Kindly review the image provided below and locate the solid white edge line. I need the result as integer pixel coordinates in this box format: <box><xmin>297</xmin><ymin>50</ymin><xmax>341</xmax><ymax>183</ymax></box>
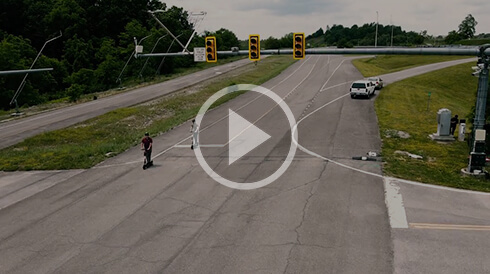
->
<box><xmin>385</xmin><ymin>176</ymin><xmax>490</xmax><ymax>196</ymax></box>
<box><xmin>174</xmin><ymin>144</ymin><xmax>225</xmax><ymax>148</ymax></box>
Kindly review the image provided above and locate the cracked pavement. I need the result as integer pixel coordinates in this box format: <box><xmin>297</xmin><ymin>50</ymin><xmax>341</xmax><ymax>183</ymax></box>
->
<box><xmin>0</xmin><ymin>56</ymin><xmax>481</xmax><ymax>273</ymax></box>
<box><xmin>0</xmin><ymin>56</ymin><xmax>393</xmax><ymax>273</ymax></box>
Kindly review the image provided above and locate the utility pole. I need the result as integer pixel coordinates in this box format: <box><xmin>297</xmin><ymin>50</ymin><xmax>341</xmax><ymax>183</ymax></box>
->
<box><xmin>390</xmin><ymin>14</ymin><xmax>394</xmax><ymax>47</ymax></box>
<box><xmin>467</xmin><ymin>45</ymin><xmax>490</xmax><ymax>173</ymax></box>
<box><xmin>375</xmin><ymin>11</ymin><xmax>379</xmax><ymax>48</ymax></box>
<box><xmin>473</xmin><ymin>47</ymin><xmax>490</xmax><ymax>130</ymax></box>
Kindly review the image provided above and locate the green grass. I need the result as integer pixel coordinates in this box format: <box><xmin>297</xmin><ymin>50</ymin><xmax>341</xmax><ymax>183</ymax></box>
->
<box><xmin>373</xmin><ymin>62</ymin><xmax>490</xmax><ymax>192</ymax></box>
<box><xmin>352</xmin><ymin>55</ymin><xmax>473</xmax><ymax>77</ymax></box>
<box><xmin>119</xmin><ymin>55</ymin><xmax>246</xmax><ymax>89</ymax></box>
<box><xmin>0</xmin><ymin>56</ymin><xmax>296</xmax><ymax>171</ymax></box>
<box><xmin>458</xmin><ymin>39</ymin><xmax>490</xmax><ymax>46</ymax></box>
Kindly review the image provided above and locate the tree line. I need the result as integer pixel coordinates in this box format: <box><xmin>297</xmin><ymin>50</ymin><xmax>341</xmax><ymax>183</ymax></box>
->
<box><xmin>304</xmin><ymin>23</ymin><xmax>425</xmax><ymax>48</ymax></box>
<box><xmin>443</xmin><ymin>14</ymin><xmax>478</xmax><ymax>44</ymax></box>
<box><xmin>0</xmin><ymin>0</ymin><xmax>241</xmax><ymax>110</ymax></box>
<box><xmin>302</xmin><ymin>14</ymin><xmax>484</xmax><ymax>48</ymax></box>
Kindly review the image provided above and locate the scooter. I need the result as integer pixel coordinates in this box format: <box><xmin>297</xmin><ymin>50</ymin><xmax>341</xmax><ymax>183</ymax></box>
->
<box><xmin>142</xmin><ymin>150</ymin><xmax>153</xmax><ymax>170</ymax></box>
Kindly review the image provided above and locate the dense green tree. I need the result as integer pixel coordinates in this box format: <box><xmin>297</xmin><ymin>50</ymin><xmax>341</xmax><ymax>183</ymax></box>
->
<box><xmin>0</xmin><ymin>0</ymin><xmax>198</xmax><ymax>110</ymax></box>
<box><xmin>321</xmin><ymin>23</ymin><xmax>424</xmax><ymax>47</ymax></box>
<box><xmin>263</xmin><ymin>36</ymin><xmax>280</xmax><ymax>50</ymax></box>
<box><xmin>213</xmin><ymin>28</ymin><xmax>239</xmax><ymax>51</ymax></box>
<box><xmin>445</xmin><ymin>30</ymin><xmax>463</xmax><ymax>44</ymax></box>
<box><xmin>44</xmin><ymin>0</ymin><xmax>88</xmax><ymax>39</ymax></box>
<box><xmin>279</xmin><ymin>33</ymin><xmax>294</xmax><ymax>48</ymax></box>
<box><xmin>307</xmin><ymin>28</ymin><xmax>324</xmax><ymax>39</ymax></box>
<box><xmin>63</xmin><ymin>35</ymin><xmax>93</xmax><ymax>72</ymax></box>
<box><xmin>458</xmin><ymin>14</ymin><xmax>477</xmax><ymax>39</ymax></box>
<box><xmin>0</xmin><ymin>35</ymin><xmax>39</xmax><ymax>109</ymax></box>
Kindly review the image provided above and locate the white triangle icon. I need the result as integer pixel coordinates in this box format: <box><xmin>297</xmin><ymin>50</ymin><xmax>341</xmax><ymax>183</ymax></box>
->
<box><xmin>228</xmin><ymin>109</ymin><xmax>271</xmax><ymax>165</ymax></box>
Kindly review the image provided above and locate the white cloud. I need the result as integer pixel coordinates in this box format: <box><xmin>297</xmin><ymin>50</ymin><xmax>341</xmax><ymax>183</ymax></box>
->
<box><xmin>163</xmin><ymin>0</ymin><xmax>490</xmax><ymax>39</ymax></box>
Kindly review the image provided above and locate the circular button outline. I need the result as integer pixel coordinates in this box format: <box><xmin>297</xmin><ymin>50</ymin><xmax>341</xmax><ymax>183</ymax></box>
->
<box><xmin>194</xmin><ymin>84</ymin><xmax>298</xmax><ymax>190</ymax></box>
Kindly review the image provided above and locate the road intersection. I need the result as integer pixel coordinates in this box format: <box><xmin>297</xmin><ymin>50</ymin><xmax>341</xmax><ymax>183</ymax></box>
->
<box><xmin>0</xmin><ymin>56</ymin><xmax>488</xmax><ymax>273</ymax></box>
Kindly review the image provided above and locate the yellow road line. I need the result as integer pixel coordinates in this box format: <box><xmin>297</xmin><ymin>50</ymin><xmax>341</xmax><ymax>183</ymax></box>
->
<box><xmin>410</xmin><ymin>223</ymin><xmax>490</xmax><ymax>231</ymax></box>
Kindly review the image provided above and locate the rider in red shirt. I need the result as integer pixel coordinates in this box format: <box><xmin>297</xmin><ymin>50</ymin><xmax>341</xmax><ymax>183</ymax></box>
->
<box><xmin>141</xmin><ymin>132</ymin><xmax>153</xmax><ymax>164</ymax></box>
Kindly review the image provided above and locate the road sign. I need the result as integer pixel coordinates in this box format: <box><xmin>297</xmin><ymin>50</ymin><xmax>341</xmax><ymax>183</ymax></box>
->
<box><xmin>194</xmin><ymin>47</ymin><xmax>206</xmax><ymax>62</ymax></box>
<box><xmin>135</xmin><ymin>45</ymin><xmax>143</xmax><ymax>54</ymax></box>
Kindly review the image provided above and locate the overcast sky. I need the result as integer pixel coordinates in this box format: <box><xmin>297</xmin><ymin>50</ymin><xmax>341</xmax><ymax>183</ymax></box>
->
<box><xmin>162</xmin><ymin>0</ymin><xmax>490</xmax><ymax>40</ymax></box>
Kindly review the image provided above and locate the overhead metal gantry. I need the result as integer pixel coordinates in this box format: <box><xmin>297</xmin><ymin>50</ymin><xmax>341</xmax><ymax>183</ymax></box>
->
<box><xmin>136</xmin><ymin>47</ymin><xmax>490</xmax><ymax>58</ymax></box>
<box><xmin>0</xmin><ymin>68</ymin><xmax>53</xmax><ymax>76</ymax></box>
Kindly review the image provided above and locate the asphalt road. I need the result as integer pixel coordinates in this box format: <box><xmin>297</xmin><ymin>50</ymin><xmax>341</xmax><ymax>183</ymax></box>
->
<box><xmin>0</xmin><ymin>58</ymin><xmax>252</xmax><ymax>150</ymax></box>
<box><xmin>0</xmin><ymin>56</ymin><xmax>487</xmax><ymax>274</ymax></box>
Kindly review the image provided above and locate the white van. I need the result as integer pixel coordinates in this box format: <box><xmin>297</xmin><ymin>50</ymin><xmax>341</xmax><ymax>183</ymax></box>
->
<box><xmin>350</xmin><ymin>80</ymin><xmax>375</xmax><ymax>98</ymax></box>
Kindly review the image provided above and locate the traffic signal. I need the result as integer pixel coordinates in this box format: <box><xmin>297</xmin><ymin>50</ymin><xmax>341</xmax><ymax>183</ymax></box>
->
<box><xmin>293</xmin><ymin>33</ymin><xmax>305</xmax><ymax>59</ymax></box>
<box><xmin>249</xmin><ymin>34</ymin><xmax>260</xmax><ymax>61</ymax></box>
<box><xmin>205</xmin><ymin>36</ymin><xmax>217</xmax><ymax>63</ymax></box>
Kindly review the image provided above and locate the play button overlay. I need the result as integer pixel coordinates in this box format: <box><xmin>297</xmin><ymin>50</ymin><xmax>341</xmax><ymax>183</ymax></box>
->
<box><xmin>228</xmin><ymin>109</ymin><xmax>271</xmax><ymax>165</ymax></box>
<box><xmin>193</xmin><ymin>84</ymin><xmax>298</xmax><ymax>190</ymax></box>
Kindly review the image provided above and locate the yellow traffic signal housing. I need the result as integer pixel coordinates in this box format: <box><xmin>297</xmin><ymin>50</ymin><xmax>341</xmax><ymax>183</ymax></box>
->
<box><xmin>205</xmin><ymin>36</ymin><xmax>217</xmax><ymax>63</ymax></box>
<box><xmin>293</xmin><ymin>33</ymin><xmax>305</xmax><ymax>59</ymax></box>
<box><xmin>249</xmin><ymin>34</ymin><xmax>260</xmax><ymax>61</ymax></box>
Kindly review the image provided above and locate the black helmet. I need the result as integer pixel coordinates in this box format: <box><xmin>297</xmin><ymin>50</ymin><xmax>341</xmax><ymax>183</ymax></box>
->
<box><xmin>145</xmin><ymin>132</ymin><xmax>149</xmax><ymax>136</ymax></box>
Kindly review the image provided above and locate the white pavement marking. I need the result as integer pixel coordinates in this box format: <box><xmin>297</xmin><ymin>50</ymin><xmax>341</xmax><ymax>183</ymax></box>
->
<box><xmin>174</xmin><ymin>144</ymin><xmax>225</xmax><ymax>148</ymax></box>
<box><xmin>95</xmin><ymin>56</ymin><xmax>319</xmax><ymax>168</ymax></box>
<box><xmin>385</xmin><ymin>176</ymin><xmax>490</xmax><ymax>196</ymax></box>
<box><xmin>384</xmin><ymin>178</ymin><xmax>409</xmax><ymax>229</ymax></box>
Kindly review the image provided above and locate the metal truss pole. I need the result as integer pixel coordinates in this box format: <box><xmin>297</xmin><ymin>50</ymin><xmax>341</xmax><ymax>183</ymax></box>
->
<box><xmin>117</xmin><ymin>35</ymin><xmax>151</xmax><ymax>84</ymax></box>
<box><xmin>139</xmin><ymin>34</ymin><xmax>168</xmax><ymax>79</ymax></box>
<box><xmin>155</xmin><ymin>34</ymin><xmax>182</xmax><ymax>76</ymax></box>
<box><xmin>148</xmin><ymin>11</ymin><xmax>190</xmax><ymax>54</ymax></box>
<box><xmin>473</xmin><ymin>59</ymin><xmax>489</xmax><ymax>130</ymax></box>
<box><xmin>182</xmin><ymin>12</ymin><xmax>207</xmax><ymax>53</ymax></box>
<box><xmin>10</xmin><ymin>31</ymin><xmax>62</xmax><ymax>113</ymax></box>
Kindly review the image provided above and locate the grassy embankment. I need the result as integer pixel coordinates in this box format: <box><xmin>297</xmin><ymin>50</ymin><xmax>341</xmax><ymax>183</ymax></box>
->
<box><xmin>354</xmin><ymin>55</ymin><xmax>489</xmax><ymax>192</ymax></box>
<box><xmin>352</xmin><ymin>55</ymin><xmax>472</xmax><ymax>77</ymax></box>
<box><xmin>0</xmin><ymin>56</ymin><xmax>296</xmax><ymax>171</ymax></box>
<box><xmin>458</xmin><ymin>39</ymin><xmax>490</xmax><ymax>46</ymax></box>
